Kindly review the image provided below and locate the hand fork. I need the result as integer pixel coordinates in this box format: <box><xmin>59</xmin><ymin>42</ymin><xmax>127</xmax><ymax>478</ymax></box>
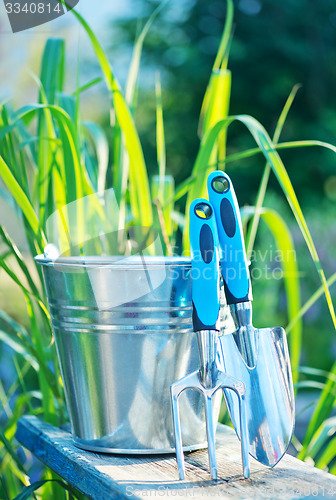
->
<box><xmin>170</xmin><ymin>199</ymin><xmax>250</xmax><ymax>481</ymax></box>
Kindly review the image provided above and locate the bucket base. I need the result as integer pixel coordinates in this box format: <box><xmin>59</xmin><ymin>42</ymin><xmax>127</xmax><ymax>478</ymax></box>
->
<box><xmin>73</xmin><ymin>440</ymin><xmax>208</xmax><ymax>455</ymax></box>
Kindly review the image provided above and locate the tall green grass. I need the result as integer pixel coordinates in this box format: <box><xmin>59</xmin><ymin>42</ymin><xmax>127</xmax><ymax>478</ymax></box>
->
<box><xmin>0</xmin><ymin>1</ymin><xmax>335</xmax><ymax>497</ymax></box>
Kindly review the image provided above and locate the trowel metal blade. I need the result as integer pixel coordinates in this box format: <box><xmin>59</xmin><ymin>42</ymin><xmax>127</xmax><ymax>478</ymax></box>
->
<box><xmin>217</xmin><ymin>326</ymin><xmax>295</xmax><ymax>467</ymax></box>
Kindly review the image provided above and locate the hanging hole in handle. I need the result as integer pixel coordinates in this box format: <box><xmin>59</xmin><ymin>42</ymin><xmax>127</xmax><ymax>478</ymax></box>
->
<box><xmin>211</xmin><ymin>176</ymin><xmax>230</xmax><ymax>194</ymax></box>
<box><xmin>194</xmin><ymin>202</ymin><xmax>213</xmax><ymax>219</ymax></box>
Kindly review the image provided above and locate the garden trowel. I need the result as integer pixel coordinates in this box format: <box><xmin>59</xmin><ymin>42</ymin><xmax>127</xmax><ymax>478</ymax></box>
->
<box><xmin>208</xmin><ymin>171</ymin><xmax>295</xmax><ymax>467</ymax></box>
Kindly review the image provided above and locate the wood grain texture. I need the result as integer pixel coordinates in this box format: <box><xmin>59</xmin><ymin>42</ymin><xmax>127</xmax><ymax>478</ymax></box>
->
<box><xmin>16</xmin><ymin>416</ymin><xmax>336</xmax><ymax>500</ymax></box>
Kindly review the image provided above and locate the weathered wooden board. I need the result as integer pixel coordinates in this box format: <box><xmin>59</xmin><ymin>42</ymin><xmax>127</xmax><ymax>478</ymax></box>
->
<box><xmin>16</xmin><ymin>416</ymin><xmax>336</xmax><ymax>500</ymax></box>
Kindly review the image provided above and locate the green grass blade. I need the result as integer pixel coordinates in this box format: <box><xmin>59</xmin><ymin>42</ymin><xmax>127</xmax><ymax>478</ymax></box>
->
<box><xmin>213</xmin><ymin>0</ymin><xmax>234</xmax><ymax>71</ymax></box>
<box><xmin>0</xmin><ymin>474</ymin><xmax>10</xmax><ymax>500</ymax></box>
<box><xmin>286</xmin><ymin>272</ymin><xmax>336</xmax><ymax>334</ymax></box>
<box><xmin>314</xmin><ymin>436</ymin><xmax>336</xmax><ymax>470</ymax></box>
<box><xmin>0</xmin><ymin>104</ymin><xmax>33</xmax><ymax>201</ymax></box>
<box><xmin>198</xmin><ymin>0</ymin><xmax>233</xmax><ymax>136</ymax></box>
<box><xmin>155</xmin><ymin>73</ymin><xmax>166</xmax><ymax>182</ymax></box>
<box><xmin>0</xmin><ymin>329</ymin><xmax>38</xmax><ymax>371</ymax></box>
<box><xmin>16</xmin><ymin>136</ymin><xmax>60</xmax><ymax>152</ymax></box>
<box><xmin>13</xmin><ymin>480</ymin><xmax>76</xmax><ymax>500</ymax></box>
<box><xmin>25</xmin><ymin>296</ymin><xmax>56</xmax><ymax>425</ymax></box>
<box><xmin>172</xmin><ymin>141</ymin><xmax>336</xmax><ymax>203</ymax></box>
<box><xmin>201</xmin><ymin>70</ymin><xmax>232</xmax><ymax>144</ymax></box>
<box><xmin>125</xmin><ymin>0</ymin><xmax>168</xmax><ymax>107</ymax></box>
<box><xmin>0</xmin><ymin>310</ymin><xmax>61</xmax><ymax>401</ymax></box>
<box><xmin>0</xmin><ymin>154</ymin><xmax>45</xmax><ymax>247</ymax></box>
<box><xmin>242</xmin><ymin>205</ymin><xmax>301</xmax><ymax>382</ymax></box>
<box><xmin>274</xmin><ymin>87</ymin><xmax>302</xmax><ymax>145</ymax></box>
<box><xmin>294</xmin><ymin>381</ymin><xmax>326</xmax><ymax>391</ymax></box>
<box><xmin>0</xmin><ymin>226</ymin><xmax>44</xmax><ymax>297</ymax></box>
<box><xmin>0</xmin><ymin>293</ymin><xmax>58</xmax><ymax>424</ymax></box>
<box><xmin>151</xmin><ymin>175</ymin><xmax>175</xmax><ymax>240</ymax></box>
<box><xmin>71</xmin><ymin>77</ymin><xmax>102</xmax><ymax>96</ymax></box>
<box><xmin>218</xmin><ymin>139</ymin><xmax>336</xmax><ymax>166</ymax></box>
<box><xmin>298</xmin><ymin>366</ymin><xmax>336</xmax><ymax>380</ymax></box>
<box><xmin>38</xmin><ymin>38</ymin><xmax>65</xmax><ymax>105</ymax></box>
<box><xmin>259</xmin><ymin>208</ymin><xmax>302</xmax><ymax>382</ymax></box>
<box><xmin>48</xmin><ymin>105</ymin><xmax>83</xmax><ymax>204</ymax></box>
<box><xmin>0</xmin><ymin>180</ymin><xmax>16</xmax><ymax>209</ymax></box>
<box><xmin>246</xmin><ymin>84</ymin><xmax>301</xmax><ymax>256</ymax></box>
<box><xmin>83</xmin><ymin>122</ymin><xmax>109</xmax><ymax>193</ymax></box>
<box><xmin>37</xmin><ymin>39</ymin><xmax>65</xmax><ymax>228</ymax></box>
<box><xmin>299</xmin><ymin>361</ymin><xmax>336</xmax><ymax>460</ymax></box>
<box><xmin>164</xmin><ymin>139</ymin><xmax>336</xmax><ymax>211</ymax></box>
<box><xmin>275</xmin><ymin>140</ymin><xmax>336</xmax><ymax>153</ymax></box>
<box><xmin>0</xmin><ymin>477</ymin><xmax>11</xmax><ymax>500</ymax></box>
<box><xmin>70</xmin><ymin>8</ymin><xmax>153</xmax><ymax>228</ymax></box>
<box><xmin>29</xmin><ymin>73</ymin><xmax>60</xmax><ymax>229</ymax></box>
<box><xmin>0</xmin><ymin>250</ymin><xmax>11</xmax><ymax>260</ymax></box>
<box><xmin>58</xmin><ymin>93</ymin><xmax>77</xmax><ymax>124</ymax></box>
<box><xmin>301</xmin><ymin>416</ymin><xmax>336</xmax><ymax>468</ymax></box>
<box><xmin>237</xmin><ymin>114</ymin><xmax>336</xmax><ymax>330</ymax></box>
<box><xmin>0</xmin><ymin>107</ymin><xmax>36</xmax><ymax>175</ymax></box>
<box><xmin>0</xmin><ymin>107</ymin><xmax>24</xmax><ymax>190</ymax></box>
<box><xmin>184</xmin><ymin>69</ymin><xmax>232</xmax><ymax>251</ymax></box>
<box><xmin>154</xmin><ymin>73</ymin><xmax>169</xmax><ymax>240</ymax></box>
<box><xmin>0</xmin><ymin>428</ymin><xmax>26</xmax><ymax>476</ymax></box>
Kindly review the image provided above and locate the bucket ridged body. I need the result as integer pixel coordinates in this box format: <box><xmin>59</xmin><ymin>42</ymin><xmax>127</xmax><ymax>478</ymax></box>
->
<box><xmin>36</xmin><ymin>256</ymin><xmax>222</xmax><ymax>453</ymax></box>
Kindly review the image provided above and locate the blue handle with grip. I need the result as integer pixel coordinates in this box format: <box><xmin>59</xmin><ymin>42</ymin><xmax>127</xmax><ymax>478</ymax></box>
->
<box><xmin>207</xmin><ymin>171</ymin><xmax>252</xmax><ymax>305</ymax></box>
<box><xmin>189</xmin><ymin>199</ymin><xmax>220</xmax><ymax>332</ymax></box>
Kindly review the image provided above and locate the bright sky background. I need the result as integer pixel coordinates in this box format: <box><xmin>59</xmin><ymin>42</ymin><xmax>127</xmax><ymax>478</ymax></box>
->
<box><xmin>0</xmin><ymin>0</ymin><xmax>133</xmax><ymax>103</ymax></box>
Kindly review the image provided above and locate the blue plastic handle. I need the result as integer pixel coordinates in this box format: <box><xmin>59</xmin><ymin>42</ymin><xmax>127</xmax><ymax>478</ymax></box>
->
<box><xmin>189</xmin><ymin>199</ymin><xmax>220</xmax><ymax>332</ymax></box>
<box><xmin>207</xmin><ymin>171</ymin><xmax>252</xmax><ymax>305</ymax></box>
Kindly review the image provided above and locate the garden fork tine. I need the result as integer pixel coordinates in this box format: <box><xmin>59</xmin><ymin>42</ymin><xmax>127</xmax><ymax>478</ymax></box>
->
<box><xmin>170</xmin><ymin>199</ymin><xmax>250</xmax><ymax>481</ymax></box>
<box><xmin>170</xmin><ymin>342</ymin><xmax>249</xmax><ymax>480</ymax></box>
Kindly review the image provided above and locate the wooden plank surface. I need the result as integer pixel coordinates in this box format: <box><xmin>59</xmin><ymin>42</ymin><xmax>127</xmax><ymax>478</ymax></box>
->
<box><xmin>17</xmin><ymin>416</ymin><xmax>336</xmax><ymax>500</ymax></box>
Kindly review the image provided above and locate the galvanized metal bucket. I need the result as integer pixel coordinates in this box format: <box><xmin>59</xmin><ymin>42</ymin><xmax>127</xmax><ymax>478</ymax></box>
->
<box><xmin>35</xmin><ymin>255</ymin><xmax>225</xmax><ymax>454</ymax></box>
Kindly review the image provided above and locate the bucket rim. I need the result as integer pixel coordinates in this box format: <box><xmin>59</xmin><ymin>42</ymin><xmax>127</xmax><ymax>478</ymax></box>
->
<box><xmin>34</xmin><ymin>254</ymin><xmax>191</xmax><ymax>269</ymax></box>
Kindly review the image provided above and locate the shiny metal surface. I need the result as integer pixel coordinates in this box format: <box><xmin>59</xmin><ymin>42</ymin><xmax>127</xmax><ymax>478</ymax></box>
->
<box><xmin>217</xmin><ymin>302</ymin><xmax>295</xmax><ymax>466</ymax></box>
<box><xmin>229</xmin><ymin>303</ymin><xmax>257</xmax><ymax>368</ymax></box>
<box><xmin>196</xmin><ymin>330</ymin><xmax>219</xmax><ymax>389</ymax></box>
<box><xmin>36</xmin><ymin>255</ymin><xmax>223</xmax><ymax>454</ymax></box>
<box><xmin>171</xmin><ymin>329</ymin><xmax>250</xmax><ymax>481</ymax></box>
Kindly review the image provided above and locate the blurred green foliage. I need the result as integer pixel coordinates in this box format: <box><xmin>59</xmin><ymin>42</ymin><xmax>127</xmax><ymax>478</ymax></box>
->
<box><xmin>110</xmin><ymin>0</ymin><xmax>336</xmax><ymax>208</ymax></box>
